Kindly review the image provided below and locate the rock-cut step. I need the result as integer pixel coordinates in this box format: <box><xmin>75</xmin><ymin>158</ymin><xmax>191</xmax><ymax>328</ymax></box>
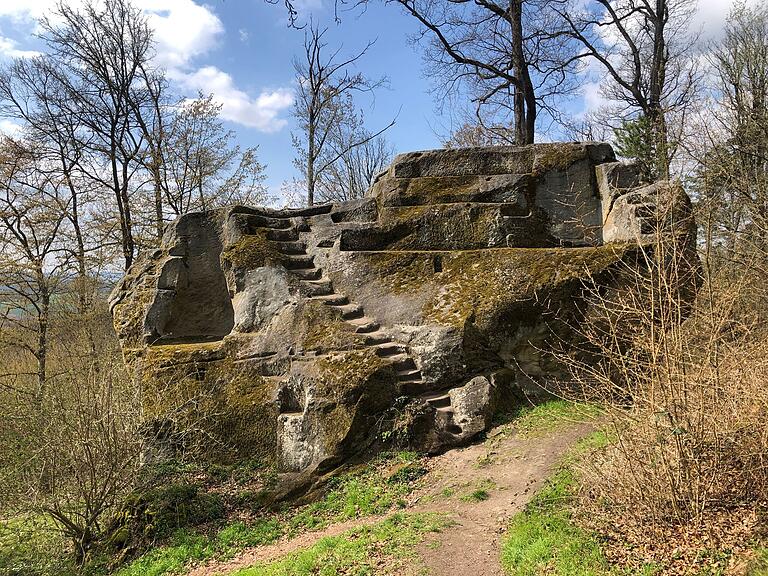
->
<box><xmin>300</xmin><ymin>279</ymin><xmax>334</xmax><ymax>297</ymax></box>
<box><xmin>373</xmin><ymin>342</ymin><xmax>407</xmax><ymax>357</ymax></box>
<box><xmin>329</xmin><ymin>303</ymin><xmax>364</xmax><ymax>320</ymax></box>
<box><xmin>346</xmin><ymin>316</ymin><xmax>380</xmax><ymax>333</ymax></box>
<box><xmin>360</xmin><ymin>330</ymin><xmax>392</xmax><ymax>345</ymax></box>
<box><xmin>274</xmin><ymin>240</ymin><xmax>306</xmax><ymax>255</ymax></box>
<box><xmin>309</xmin><ymin>293</ymin><xmax>349</xmax><ymax>306</ymax></box>
<box><xmin>420</xmin><ymin>390</ymin><xmax>451</xmax><ymax>409</ymax></box>
<box><xmin>281</xmin><ymin>254</ymin><xmax>315</xmax><ymax>270</ymax></box>
<box><xmin>396</xmin><ymin>368</ymin><xmax>422</xmax><ymax>382</ymax></box>
<box><xmin>291</xmin><ymin>267</ymin><xmax>323</xmax><ymax>281</ymax></box>
<box><xmin>266</xmin><ymin>227</ymin><xmax>300</xmax><ymax>242</ymax></box>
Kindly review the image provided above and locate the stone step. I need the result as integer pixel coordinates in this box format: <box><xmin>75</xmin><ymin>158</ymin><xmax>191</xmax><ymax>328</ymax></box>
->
<box><xmin>300</xmin><ymin>279</ymin><xmax>333</xmax><ymax>297</ymax></box>
<box><xmin>396</xmin><ymin>368</ymin><xmax>421</xmax><ymax>380</ymax></box>
<box><xmin>421</xmin><ymin>391</ymin><xmax>451</xmax><ymax>408</ymax></box>
<box><xmin>389</xmin><ymin>354</ymin><xmax>416</xmax><ymax>372</ymax></box>
<box><xmin>266</xmin><ymin>227</ymin><xmax>299</xmax><ymax>241</ymax></box>
<box><xmin>240</xmin><ymin>213</ymin><xmax>293</xmax><ymax>230</ymax></box>
<box><xmin>351</xmin><ymin>319</ymin><xmax>380</xmax><ymax>333</ymax></box>
<box><xmin>361</xmin><ymin>331</ymin><xmax>392</xmax><ymax>345</ymax></box>
<box><xmin>309</xmin><ymin>293</ymin><xmax>349</xmax><ymax>306</ymax></box>
<box><xmin>275</xmin><ymin>241</ymin><xmax>306</xmax><ymax>255</ymax></box>
<box><xmin>291</xmin><ymin>267</ymin><xmax>322</xmax><ymax>281</ymax></box>
<box><xmin>399</xmin><ymin>381</ymin><xmax>426</xmax><ymax>396</ymax></box>
<box><xmin>374</xmin><ymin>342</ymin><xmax>407</xmax><ymax>357</ymax></box>
<box><xmin>331</xmin><ymin>303</ymin><xmax>364</xmax><ymax>320</ymax></box>
<box><xmin>281</xmin><ymin>255</ymin><xmax>315</xmax><ymax>270</ymax></box>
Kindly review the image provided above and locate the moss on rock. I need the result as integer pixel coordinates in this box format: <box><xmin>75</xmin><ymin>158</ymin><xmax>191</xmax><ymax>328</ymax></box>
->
<box><xmin>140</xmin><ymin>343</ymin><xmax>279</xmax><ymax>463</ymax></box>
<box><xmin>423</xmin><ymin>245</ymin><xmax>629</xmax><ymax>327</ymax></box>
<box><xmin>532</xmin><ymin>143</ymin><xmax>588</xmax><ymax>177</ymax></box>
<box><xmin>300</xmin><ymin>301</ymin><xmax>361</xmax><ymax>353</ymax></box>
<box><xmin>221</xmin><ymin>230</ymin><xmax>279</xmax><ymax>270</ymax></box>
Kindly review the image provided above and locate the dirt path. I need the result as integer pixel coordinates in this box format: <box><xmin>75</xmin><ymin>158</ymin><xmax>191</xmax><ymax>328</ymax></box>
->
<box><xmin>186</xmin><ymin>421</ymin><xmax>593</xmax><ymax>576</ymax></box>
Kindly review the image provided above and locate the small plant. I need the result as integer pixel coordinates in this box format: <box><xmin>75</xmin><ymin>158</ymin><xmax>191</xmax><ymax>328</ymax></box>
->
<box><xmin>461</xmin><ymin>489</ymin><xmax>490</xmax><ymax>503</ymax></box>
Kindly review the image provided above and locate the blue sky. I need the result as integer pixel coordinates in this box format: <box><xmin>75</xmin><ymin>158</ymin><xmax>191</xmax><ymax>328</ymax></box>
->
<box><xmin>0</xmin><ymin>0</ymin><xmax>741</xmax><ymax>202</ymax></box>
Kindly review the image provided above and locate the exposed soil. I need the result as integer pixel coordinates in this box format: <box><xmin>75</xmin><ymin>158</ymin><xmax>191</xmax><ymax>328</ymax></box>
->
<box><xmin>186</xmin><ymin>420</ymin><xmax>594</xmax><ymax>576</ymax></box>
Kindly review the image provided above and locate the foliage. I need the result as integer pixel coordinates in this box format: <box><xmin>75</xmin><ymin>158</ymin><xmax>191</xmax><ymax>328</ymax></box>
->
<box><xmin>0</xmin><ymin>516</ymin><xmax>81</xmax><ymax>576</ymax></box>
<box><xmin>614</xmin><ymin>116</ymin><xmax>667</xmax><ymax>183</ymax></box>
<box><xmin>290</xmin><ymin>22</ymin><xmax>392</xmax><ymax>206</ymax></box>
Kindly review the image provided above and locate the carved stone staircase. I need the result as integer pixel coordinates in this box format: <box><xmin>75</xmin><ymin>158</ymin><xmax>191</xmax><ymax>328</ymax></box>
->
<box><xmin>238</xmin><ymin>211</ymin><xmax>473</xmax><ymax>436</ymax></box>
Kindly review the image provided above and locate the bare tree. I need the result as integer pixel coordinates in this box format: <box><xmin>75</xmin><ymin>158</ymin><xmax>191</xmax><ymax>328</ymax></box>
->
<box><xmin>314</xmin><ymin>102</ymin><xmax>393</xmax><ymax>202</ymax></box>
<box><xmin>557</xmin><ymin>0</ymin><xmax>701</xmax><ymax>177</ymax></box>
<box><xmin>38</xmin><ymin>0</ymin><xmax>158</xmax><ymax>270</ymax></box>
<box><xmin>442</xmin><ymin>120</ymin><xmax>516</xmax><ymax>148</ymax></box>
<box><xmin>0</xmin><ymin>136</ymin><xmax>73</xmax><ymax>401</ymax></box>
<box><xmin>692</xmin><ymin>2</ymin><xmax>768</xmax><ymax>276</ymax></box>
<box><xmin>162</xmin><ymin>94</ymin><xmax>271</xmax><ymax>214</ymax></box>
<box><xmin>292</xmin><ymin>21</ymin><xmax>393</xmax><ymax>206</ymax></box>
<box><xmin>0</xmin><ymin>56</ymin><xmax>99</xmax><ymax>314</ymax></box>
<box><xmin>392</xmin><ymin>0</ymin><xmax>585</xmax><ymax>145</ymax></box>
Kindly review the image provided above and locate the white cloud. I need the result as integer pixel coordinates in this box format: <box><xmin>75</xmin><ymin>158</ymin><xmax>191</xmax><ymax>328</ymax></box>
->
<box><xmin>135</xmin><ymin>0</ymin><xmax>223</xmax><ymax>69</ymax></box>
<box><xmin>0</xmin><ymin>0</ymin><xmax>293</xmax><ymax>133</ymax></box>
<box><xmin>0</xmin><ymin>35</ymin><xmax>40</xmax><ymax>59</ymax></box>
<box><xmin>0</xmin><ymin>0</ymin><xmax>58</xmax><ymax>21</ymax></box>
<box><xmin>172</xmin><ymin>66</ymin><xmax>293</xmax><ymax>132</ymax></box>
<box><xmin>0</xmin><ymin>119</ymin><xmax>22</xmax><ymax>136</ymax></box>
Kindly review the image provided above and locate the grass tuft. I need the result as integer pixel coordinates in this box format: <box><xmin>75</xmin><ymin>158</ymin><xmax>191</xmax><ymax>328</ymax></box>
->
<box><xmin>231</xmin><ymin>513</ymin><xmax>450</xmax><ymax>576</ymax></box>
<box><xmin>511</xmin><ymin>400</ymin><xmax>601</xmax><ymax>438</ymax></box>
<box><xmin>500</xmin><ymin>469</ymin><xmax>611</xmax><ymax>576</ymax></box>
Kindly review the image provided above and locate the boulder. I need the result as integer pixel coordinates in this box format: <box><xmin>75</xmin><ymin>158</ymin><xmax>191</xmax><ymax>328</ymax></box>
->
<box><xmin>109</xmin><ymin>142</ymin><xmax>698</xmax><ymax>481</ymax></box>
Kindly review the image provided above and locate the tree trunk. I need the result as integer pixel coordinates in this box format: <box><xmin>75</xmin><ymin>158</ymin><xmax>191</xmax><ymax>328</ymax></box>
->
<box><xmin>510</xmin><ymin>0</ymin><xmax>536</xmax><ymax>145</ymax></box>
<box><xmin>307</xmin><ymin>119</ymin><xmax>316</xmax><ymax>206</ymax></box>
<box><xmin>648</xmin><ymin>0</ymin><xmax>669</xmax><ymax>178</ymax></box>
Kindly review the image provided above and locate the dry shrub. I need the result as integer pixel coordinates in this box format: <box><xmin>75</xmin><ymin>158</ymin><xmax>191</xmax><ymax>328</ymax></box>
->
<box><xmin>562</xmin><ymin>230</ymin><xmax>768</xmax><ymax>551</ymax></box>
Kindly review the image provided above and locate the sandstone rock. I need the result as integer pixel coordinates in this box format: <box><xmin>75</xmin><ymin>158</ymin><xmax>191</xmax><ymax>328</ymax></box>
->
<box><xmin>110</xmin><ymin>142</ymin><xmax>698</xmax><ymax>481</ymax></box>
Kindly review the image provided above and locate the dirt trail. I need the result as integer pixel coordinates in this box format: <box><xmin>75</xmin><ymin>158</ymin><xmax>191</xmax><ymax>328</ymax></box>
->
<box><xmin>186</xmin><ymin>421</ymin><xmax>593</xmax><ymax>576</ymax></box>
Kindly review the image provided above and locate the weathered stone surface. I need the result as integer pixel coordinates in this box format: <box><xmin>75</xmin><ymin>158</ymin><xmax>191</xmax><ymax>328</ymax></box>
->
<box><xmin>110</xmin><ymin>142</ymin><xmax>698</xmax><ymax>482</ymax></box>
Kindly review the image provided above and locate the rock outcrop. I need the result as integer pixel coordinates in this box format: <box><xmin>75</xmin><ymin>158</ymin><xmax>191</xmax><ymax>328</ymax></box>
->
<box><xmin>110</xmin><ymin>143</ymin><xmax>697</xmax><ymax>478</ymax></box>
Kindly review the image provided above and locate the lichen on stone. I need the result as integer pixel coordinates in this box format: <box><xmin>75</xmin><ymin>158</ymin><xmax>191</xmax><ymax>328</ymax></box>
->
<box><xmin>300</xmin><ymin>301</ymin><xmax>361</xmax><ymax>352</ymax></box>
<box><xmin>531</xmin><ymin>143</ymin><xmax>587</xmax><ymax>177</ymax></box>
<box><xmin>221</xmin><ymin>229</ymin><xmax>279</xmax><ymax>270</ymax></box>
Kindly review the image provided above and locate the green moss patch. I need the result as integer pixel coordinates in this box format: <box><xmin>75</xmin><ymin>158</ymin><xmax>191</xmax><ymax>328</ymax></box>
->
<box><xmin>141</xmin><ymin>350</ymin><xmax>279</xmax><ymax>463</ymax></box>
<box><xmin>422</xmin><ymin>245</ymin><xmax>628</xmax><ymax>327</ymax></box>
<box><xmin>532</xmin><ymin>143</ymin><xmax>587</xmax><ymax>177</ymax></box>
<box><xmin>315</xmin><ymin>348</ymin><xmax>389</xmax><ymax>398</ymax></box>
<box><xmin>299</xmin><ymin>301</ymin><xmax>361</xmax><ymax>353</ymax></box>
<box><xmin>366</xmin><ymin>251</ymin><xmax>434</xmax><ymax>294</ymax></box>
<box><xmin>221</xmin><ymin>230</ymin><xmax>279</xmax><ymax>270</ymax></box>
<box><xmin>394</xmin><ymin>175</ymin><xmax>487</xmax><ymax>205</ymax></box>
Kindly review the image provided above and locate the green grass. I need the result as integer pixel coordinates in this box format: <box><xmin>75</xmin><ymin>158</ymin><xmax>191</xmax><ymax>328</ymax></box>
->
<box><xmin>0</xmin><ymin>516</ymin><xmax>81</xmax><ymax>576</ymax></box>
<box><xmin>115</xmin><ymin>451</ymin><xmax>426</xmax><ymax>576</ymax></box>
<box><xmin>511</xmin><ymin>400</ymin><xmax>602</xmax><ymax>438</ymax></box>
<box><xmin>461</xmin><ymin>489</ymin><xmax>490</xmax><ymax>502</ymax></box>
<box><xmin>231</xmin><ymin>513</ymin><xmax>449</xmax><ymax>576</ymax></box>
<box><xmin>500</xmin><ymin>429</ymin><xmax>659</xmax><ymax>576</ymax></box>
<box><xmin>747</xmin><ymin>549</ymin><xmax>768</xmax><ymax>575</ymax></box>
<box><xmin>501</xmin><ymin>468</ymin><xmax>612</xmax><ymax>576</ymax></box>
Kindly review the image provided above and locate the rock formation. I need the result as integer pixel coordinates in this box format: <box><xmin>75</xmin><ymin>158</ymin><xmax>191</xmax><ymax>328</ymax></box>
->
<box><xmin>109</xmin><ymin>143</ymin><xmax>697</xmax><ymax>478</ymax></box>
